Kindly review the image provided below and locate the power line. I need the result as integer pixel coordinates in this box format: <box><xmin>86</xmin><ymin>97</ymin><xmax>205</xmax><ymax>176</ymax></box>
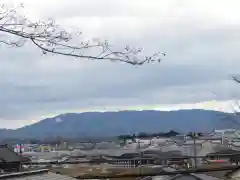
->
<box><xmin>73</xmin><ymin>165</ymin><xmax>240</xmax><ymax>179</ymax></box>
<box><xmin>16</xmin><ymin>152</ymin><xmax>240</xmax><ymax>165</ymax></box>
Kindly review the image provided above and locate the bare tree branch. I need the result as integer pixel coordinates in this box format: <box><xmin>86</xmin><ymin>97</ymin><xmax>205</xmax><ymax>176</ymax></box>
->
<box><xmin>218</xmin><ymin>77</ymin><xmax>240</xmax><ymax>128</ymax></box>
<box><xmin>0</xmin><ymin>3</ymin><xmax>166</xmax><ymax>65</ymax></box>
<box><xmin>233</xmin><ymin>76</ymin><xmax>240</xmax><ymax>83</ymax></box>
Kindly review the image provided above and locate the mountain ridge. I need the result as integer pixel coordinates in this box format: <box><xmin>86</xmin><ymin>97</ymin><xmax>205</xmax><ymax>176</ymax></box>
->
<box><xmin>0</xmin><ymin>109</ymin><xmax>235</xmax><ymax>139</ymax></box>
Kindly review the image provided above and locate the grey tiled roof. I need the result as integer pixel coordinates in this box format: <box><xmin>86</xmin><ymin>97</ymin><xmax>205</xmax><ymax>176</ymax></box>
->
<box><xmin>0</xmin><ymin>145</ymin><xmax>29</xmax><ymax>162</ymax></box>
<box><xmin>153</xmin><ymin>174</ymin><xmax>222</xmax><ymax>180</ymax></box>
<box><xmin>0</xmin><ymin>169</ymin><xmax>77</xmax><ymax>180</ymax></box>
<box><xmin>191</xmin><ymin>173</ymin><xmax>223</xmax><ymax>180</ymax></box>
<box><xmin>153</xmin><ymin>173</ymin><xmax>224</xmax><ymax>180</ymax></box>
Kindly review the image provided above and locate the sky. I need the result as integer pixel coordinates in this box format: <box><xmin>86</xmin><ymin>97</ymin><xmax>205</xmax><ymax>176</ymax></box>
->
<box><xmin>1</xmin><ymin>0</ymin><xmax>240</xmax><ymax>129</ymax></box>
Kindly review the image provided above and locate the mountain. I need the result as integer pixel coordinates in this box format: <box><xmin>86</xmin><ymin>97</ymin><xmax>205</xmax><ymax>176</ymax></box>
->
<box><xmin>0</xmin><ymin>109</ymin><xmax>236</xmax><ymax>139</ymax></box>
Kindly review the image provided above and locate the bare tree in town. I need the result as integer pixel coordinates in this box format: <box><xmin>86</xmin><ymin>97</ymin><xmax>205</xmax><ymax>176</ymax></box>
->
<box><xmin>0</xmin><ymin>3</ymin><xmax>165</xmax><ymax>65</ymax></box>
<box><xmin>218</xmin><ymin>76</ymin><xmax>240</xmax><ymax>128</ymax></box>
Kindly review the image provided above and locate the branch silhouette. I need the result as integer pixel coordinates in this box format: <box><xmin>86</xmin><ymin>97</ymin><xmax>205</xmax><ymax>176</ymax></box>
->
<box><xmin>0</xmin><ymin>3</ymin><xmax>165</xmax><ymax>65</ymax></box>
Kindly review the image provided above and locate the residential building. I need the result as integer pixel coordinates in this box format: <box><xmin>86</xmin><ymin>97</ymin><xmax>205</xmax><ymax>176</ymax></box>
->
<box><xmin>0</xmin><ymin>144</ymin><xmax>30</xmax><ymax>173</ymax></box>
<box><xmin>39</xmin><ymin>144</ymin><xmax>51</xmax><ymax>152</ymax></box>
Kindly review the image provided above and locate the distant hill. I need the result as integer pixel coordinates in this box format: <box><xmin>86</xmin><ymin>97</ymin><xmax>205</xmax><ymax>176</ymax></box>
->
<box><xmin>0</xmin><ymin>109</ymin><xmax>237</xmax><ymax>139</ymax></box>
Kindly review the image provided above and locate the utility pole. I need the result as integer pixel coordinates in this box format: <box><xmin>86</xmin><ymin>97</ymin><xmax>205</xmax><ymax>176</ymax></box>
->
<box><xmin>138</xmin><ymin>140</ymin><xmax>142</xmax><ymax>175</ymax></box>
<box><xmin>193</xmin><ymin>132</ymin><xmax>198</xmax><ymax>168</ymax></box>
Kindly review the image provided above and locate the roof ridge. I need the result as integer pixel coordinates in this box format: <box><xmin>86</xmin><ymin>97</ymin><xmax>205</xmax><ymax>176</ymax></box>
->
<box><xmin>0</xmin><ymin>169</ymin><xmax>49</xmax><ymax>179</ymax></box>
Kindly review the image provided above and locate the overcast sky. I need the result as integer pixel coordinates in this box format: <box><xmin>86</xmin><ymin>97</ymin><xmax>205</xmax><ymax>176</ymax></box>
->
<box><xmin>1</xmin><ymin>0</ymin><xmax>240</xmax><ymax>129</ymax></box>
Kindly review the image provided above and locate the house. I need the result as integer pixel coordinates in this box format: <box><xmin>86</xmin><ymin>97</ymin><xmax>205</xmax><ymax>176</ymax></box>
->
<box><xmin>38</xmin><ymin>144</ymin><xmax>51</xmax><ymax>152</ymax></box>
<box><xmin>0</xmin><ymin>144</ymin><xmax>30</xmax><ymax>173</ymax></box>
<box><xmin>206</xmin><ymin>148</ymin><xmax>240</xmax><ymax>164</ymax></box>
<box><xmin>192</xmin><ymin>141</ymin><xmax>231</xmax><ymax>167</ymax></box>
<box><xmin>0</xmin><ymin>169</ymin><xmax>76</xmax><ymax>180</ymax></box>
<box><xmin>142</xmin><ymin>150</ymin><xmax>189</xmax><ymax>167</ymax></box>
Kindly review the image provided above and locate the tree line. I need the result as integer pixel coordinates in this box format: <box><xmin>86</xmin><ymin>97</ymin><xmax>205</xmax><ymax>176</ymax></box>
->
<box><xmin>117</xmin><ymin>130</ymin><xmax>204</xmax><ymax>141</ymax></box>
<box><xmin>117</xmin><ymin>130</ymin><xmax>180</xmax><ymax>141</ymax></box>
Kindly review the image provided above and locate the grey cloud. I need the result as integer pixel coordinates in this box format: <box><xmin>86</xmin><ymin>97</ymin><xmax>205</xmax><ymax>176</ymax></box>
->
<box><xmin>0</xmin><ymin>60</ymin><xmax>231</xmax><ymax>120</ymax></box>
<box><xmin>0</xmin><ymin>2</ymin><xmax>240</xmax><ymax>123</ymax></box>
<box><xmin>33</xmin><ymin>0</ymin><xmax>176</xmax><ymax>19</ymax></box>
